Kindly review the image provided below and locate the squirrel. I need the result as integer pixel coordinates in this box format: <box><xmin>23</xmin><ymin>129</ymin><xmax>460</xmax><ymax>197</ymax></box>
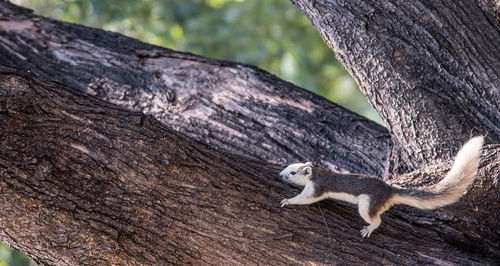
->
<box><xmin>279</xmin><ymin>136</ymin><xmax>483</xmax><ymax>238</ymax></box>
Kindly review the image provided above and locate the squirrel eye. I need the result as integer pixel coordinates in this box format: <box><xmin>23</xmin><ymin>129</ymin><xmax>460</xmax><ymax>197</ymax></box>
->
<box><xmin>290</xmin><ymin>171</ymin><xmax>296</xmax><ymax>175</ymax></box>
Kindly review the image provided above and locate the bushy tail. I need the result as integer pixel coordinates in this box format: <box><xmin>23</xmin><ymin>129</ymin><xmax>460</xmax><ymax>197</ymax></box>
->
<box><xmin>390</xmin><ymin>136</ymin><xmax>483</xmax><ymax>210</ymax></box>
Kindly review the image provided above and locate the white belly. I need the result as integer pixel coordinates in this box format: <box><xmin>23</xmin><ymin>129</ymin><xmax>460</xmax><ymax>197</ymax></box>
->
<box><xmin>325</xmin><ymin>192</ymin><xmax>361</xmax><ymax>205</ymax></box>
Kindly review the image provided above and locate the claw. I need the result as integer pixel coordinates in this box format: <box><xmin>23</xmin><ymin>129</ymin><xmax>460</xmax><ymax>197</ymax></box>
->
<box><xmin>360</xmin><ymin>226</ymin><xmax>372</xmax><ymax>238</ymax></box>
<box><xmin>280</xmin><ymin>199</ymin><xmax>289</xmax><ymax>208</ymax></box>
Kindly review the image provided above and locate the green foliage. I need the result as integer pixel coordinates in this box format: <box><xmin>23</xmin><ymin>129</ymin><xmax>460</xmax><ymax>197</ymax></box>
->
<box><xmin>2</xmin><ymin>0</ymin><xmax>382</xmax><ymax>262</ymax></box>
<box><xmin>0</xmin><ymin>242</ymin><xmax>36</xmax><ymax>266</ymax></box>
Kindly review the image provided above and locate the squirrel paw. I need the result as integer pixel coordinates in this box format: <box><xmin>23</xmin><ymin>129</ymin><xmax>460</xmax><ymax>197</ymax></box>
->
<box><xmin>280</xmin><ymin>199</ymin><xmax>289</xmax><ymax>208</ymax></box>
<box><xmin>360</xmin><ymin>226</ymin><xmax>373</xmax><ymax>238</ymax></box>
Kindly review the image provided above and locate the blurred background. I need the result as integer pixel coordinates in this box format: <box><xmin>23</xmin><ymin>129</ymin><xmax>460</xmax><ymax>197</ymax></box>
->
<box><xmin>3</xmin><ymin>0</ymin><xmax>382</xmax><ymax>264</ymax></box>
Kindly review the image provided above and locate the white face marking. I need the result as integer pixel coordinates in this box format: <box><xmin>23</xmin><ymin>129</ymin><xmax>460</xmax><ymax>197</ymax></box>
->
<box><xmin>280</xmin><ymin>162</ymin><xmax>313</xmax><ymax>187</ymax></box>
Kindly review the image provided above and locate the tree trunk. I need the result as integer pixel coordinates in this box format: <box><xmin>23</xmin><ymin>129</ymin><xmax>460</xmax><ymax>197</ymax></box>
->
<box><xmin>292</xmin><ymin>0</ymin><xmax>500</xmax><ymax>175</ymax></box>
<box><xmin>0</xmin><ymin>1</ymin><xmax>499</xmax><ymax>265</ymax></box>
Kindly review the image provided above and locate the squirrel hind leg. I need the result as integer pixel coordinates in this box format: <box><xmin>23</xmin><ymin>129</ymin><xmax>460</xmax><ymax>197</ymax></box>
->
<box><xmin>357</xmin><ymin>195</ymin><xmax>382</xmax><ymax>238</ymax></box>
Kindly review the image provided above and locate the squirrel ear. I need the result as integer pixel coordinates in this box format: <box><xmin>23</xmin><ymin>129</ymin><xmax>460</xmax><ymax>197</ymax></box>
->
<box><xmin>305</xmin><ymin>162</ymin><xmax>312</xmax><ymax>167</ymax></box>
<box><xmin>303</xmin><ymin>166</ymin><xmax>312</xmax><ymax>177</ymax></box>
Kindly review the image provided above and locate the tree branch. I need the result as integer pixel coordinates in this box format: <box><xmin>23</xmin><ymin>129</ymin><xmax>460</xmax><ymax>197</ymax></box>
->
<box><xmin>0</xmin><ymin>1</ymin><xmax>389</xmax><ymax>176</ymax></box>
<box><xmin>1</xmin><ymin>68</ymin><xmax>498</xmax><ymax>264</ymax></box>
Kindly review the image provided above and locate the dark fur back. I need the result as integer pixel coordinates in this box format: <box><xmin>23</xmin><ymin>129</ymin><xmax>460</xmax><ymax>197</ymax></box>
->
<box><xmin>312</xmin><ymin>169</ymin><xmax>396</xmax><ymax>217</ymax></box>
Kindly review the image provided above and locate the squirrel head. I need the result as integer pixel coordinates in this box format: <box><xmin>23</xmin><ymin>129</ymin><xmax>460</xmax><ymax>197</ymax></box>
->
<box><xmin>280</xmin><ymin>162</ymin><xmax>313</xmax><ymax>187</ymax></box>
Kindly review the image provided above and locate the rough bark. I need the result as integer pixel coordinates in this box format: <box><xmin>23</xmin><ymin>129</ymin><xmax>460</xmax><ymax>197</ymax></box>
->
<box><xmin>1</xmin><ymin>68</ymin><xmax>498</xmax><ymax>265</ymax></box>
<box><xmin>292</xmin><ymin>0</ymin><xmax>500</xmax><ymax>175</ymax></box>
<box><xmin>0</xmin><ymin>2</ymin><xmax>389</xmax><ymax>177</ymax></box>
<box><xmin>0</xmin><ymin>0</ymin><xmax>499</xmax><ymax>264</ymax></box>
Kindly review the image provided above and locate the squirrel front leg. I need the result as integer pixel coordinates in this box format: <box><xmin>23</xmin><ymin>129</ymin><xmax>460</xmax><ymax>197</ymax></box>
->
<box><xmin>280</xmin><ymin>184</ymin><xmax>319</xmax><ymax>207</ymax></box>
